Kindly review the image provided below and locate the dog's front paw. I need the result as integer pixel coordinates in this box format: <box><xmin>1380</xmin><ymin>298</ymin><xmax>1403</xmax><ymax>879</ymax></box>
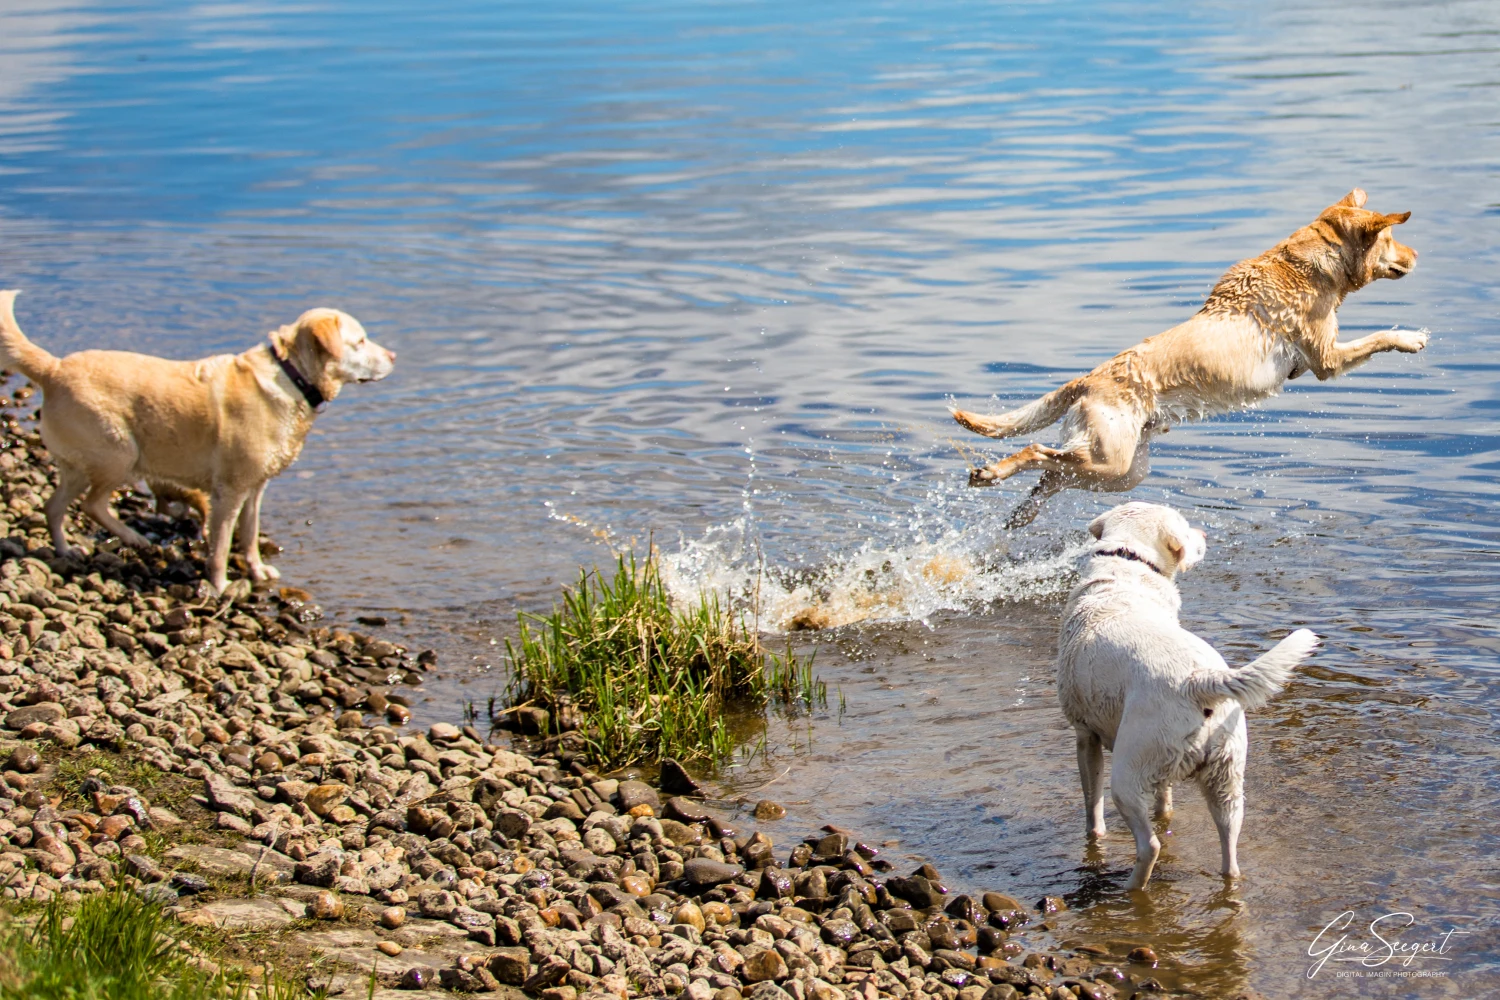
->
<box><xmin>118</xmin><ymin>528</ymin><xmax>153</xmax><ymax>550</ymax></box>
<box><xmin>249</xmin><ymin>563</ymin><xmax>282</xmax><ymax>583</ymax></box>
<box><xmin>1393</xmin><ymin>328</ymin><xmax>1430</xmax><ymax>353</ymax></box>
<box><xmin>970</xmin><ymin>464</ymin><xmax>1010</xmax><ymax>487</ymax></box>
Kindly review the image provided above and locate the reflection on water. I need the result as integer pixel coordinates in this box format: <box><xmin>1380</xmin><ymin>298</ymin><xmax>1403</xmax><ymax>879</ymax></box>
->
<box><xmin>4</xmin><ymin>0</ymin><xmax>1500</xmax><ymax>994</ymax></box>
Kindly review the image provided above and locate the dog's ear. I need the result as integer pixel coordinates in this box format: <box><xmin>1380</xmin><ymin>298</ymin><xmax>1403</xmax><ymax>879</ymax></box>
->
<box><xmin>1377</xmin><ymin>210</ymin><xmax>1411</xmax><ymax>228</ymax></box>
<box><xmin>1165</xmin><ymin>524</ymin><xmax>1207</xmax><ymax>572</ymax></box>
<box><xmin>1335</xmin><ymin>188</ymin><xmax>1368</xmax><ymax>209</ymax></box>
<box><xmin>1087</xmin><ymin>513</ymin><xmax>1108</xmax><ymax>540</ymax></box>
<box><xmin>302</xmin><ymin>313</ymin><xmax>345</xmax><ymax>361</ymax></box>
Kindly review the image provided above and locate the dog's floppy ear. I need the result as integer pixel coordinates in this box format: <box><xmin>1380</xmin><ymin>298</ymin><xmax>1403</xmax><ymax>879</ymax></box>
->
<box><xmin>1335</xmin><ymin>188</ymin><xmax>1368</xmax><ymax>209</ymax></box>
<box><xmin>1375</xmin><ymin>210</ymin><xmax>1411</xmax><ymax>228</ymax></box>
<box><xmin>1087</xmin><ymin>512</ymin><xmax>1108</xmax><ymax>540</ymax></box>
<box><xmin>1164</xmin><ymin>522</ymin><xmax>1207</xmax><ymax>572</ymax></box>
<box><xmin>301</xmin><ymin>313</ymin><xmax>345</xmax><ymax>361</ymax></box>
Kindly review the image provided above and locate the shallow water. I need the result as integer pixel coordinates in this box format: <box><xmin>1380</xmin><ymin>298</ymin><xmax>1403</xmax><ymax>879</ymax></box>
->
<box><xmin>4</xmin><ymin>0</ymin><xmax>1500</xmax><ymax>994</ymax></box>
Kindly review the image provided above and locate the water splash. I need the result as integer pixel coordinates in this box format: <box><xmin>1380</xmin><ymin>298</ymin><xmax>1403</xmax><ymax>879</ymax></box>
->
<box><xmin>659</xmin><ymin>517</ymin><xmax>1086</xmax><ymax>632</ymax></box>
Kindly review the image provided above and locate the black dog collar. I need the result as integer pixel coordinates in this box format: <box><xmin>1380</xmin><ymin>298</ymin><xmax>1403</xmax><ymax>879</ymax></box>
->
<box><xmin>1093</xmin><ymin>547</ymin><xmax>1166</xmax><ymax>578</ymax></box>
<box><xmin>267</xmin><ymin>342</ymin><xmax>326</xmax><ymax>412</ymax></box>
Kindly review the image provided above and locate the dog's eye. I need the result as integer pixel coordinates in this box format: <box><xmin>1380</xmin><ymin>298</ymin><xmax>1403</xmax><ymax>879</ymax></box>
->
<box><xmin>1203</xmin><ymin>708</ymin><xmax>1213</xmax><ymax>718</ymax></box>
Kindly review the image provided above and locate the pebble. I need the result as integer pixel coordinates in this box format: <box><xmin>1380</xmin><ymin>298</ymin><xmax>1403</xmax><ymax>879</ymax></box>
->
<box><xmin>6</xmin><ymin>746</ymin><xmax>39</xmax><ymax>774</ymax></box>
<box><xmin>683</xmin><ymin>857</ymin><xmax>744</xmax><ymax>886</ymax></box>
<box><xmin>310</xmin><ymin>890</ymin><xmax>344</xmax><ymax>919</ymax></box>
<box><xmin>753</xmin><ymin>799</ymin><xmax>786</xmax><ymax>821</ymax></box>
<box><xmin>377</xmin><ymin>941</ymin><xmax>403</xmax><ymax>956</ymax></box>
<box><xmin>380</xmin><ymin>906</ymin><xmax>407</xmax><ymax>929</ymax></box>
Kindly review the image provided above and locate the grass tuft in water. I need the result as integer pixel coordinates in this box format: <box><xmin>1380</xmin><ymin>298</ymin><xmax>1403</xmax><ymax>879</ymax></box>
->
<box><xmin>0</xmin><ymin>887</ymin><xmax>322</xmax><ymax>1000</ymax></box>
<box><xmin>503</xmin><ymin>555</ymin><xmax>821</xmax><ymax>767</ymax></box>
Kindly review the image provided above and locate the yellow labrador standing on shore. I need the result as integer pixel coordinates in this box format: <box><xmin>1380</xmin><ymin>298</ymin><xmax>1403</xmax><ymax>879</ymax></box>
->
<box><xmin>952</xmin><ymin>189</ymin><xmax>1424</xmax><ymax>527</ymax></box>
<box><xmin>0</xmin><ymin>291</ymin><xmax>395</xmax><ymax>593</ymax></box>
<box><xmin>1058</xmin><ymin>502</ymin><xmax>1318</xmax><ymax>889</ymax></box>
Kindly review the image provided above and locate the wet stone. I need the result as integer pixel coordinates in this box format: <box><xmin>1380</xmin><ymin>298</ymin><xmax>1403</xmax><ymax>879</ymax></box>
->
<box><xmin>682</xmin><ymin>857</ymin><xmax>744</xmax><ymax>887</ymax></box>
<box><xmin>659</xmin><ymin>757</ymin><xmax>701</xmax><ymax>796</ymax></box>
<box><xmin>616</xmin><ymin>780</ymin><xmax>660</xmax><ymax>813</ymax></box>
<box><xmin>753</xmin><ymin>800</ymin><xmax>786</xmax><ymax>821</ymax></box>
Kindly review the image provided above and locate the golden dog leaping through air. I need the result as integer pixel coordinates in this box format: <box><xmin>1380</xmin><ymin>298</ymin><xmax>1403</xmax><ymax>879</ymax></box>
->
<box><xmin>952</xmin><ymin>189</ymin><xmax>1424</xmax><ymax>527</ymax></box>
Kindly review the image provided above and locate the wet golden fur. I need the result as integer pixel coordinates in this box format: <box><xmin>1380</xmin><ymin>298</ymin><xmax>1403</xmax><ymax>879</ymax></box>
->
<box><xmin>952</xmin><ymin>189</ymin><xmax>1423</xmax><ymax>526</ymax></box>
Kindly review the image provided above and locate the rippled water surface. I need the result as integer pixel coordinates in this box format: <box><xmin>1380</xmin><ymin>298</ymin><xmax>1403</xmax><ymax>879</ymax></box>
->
<box><xmin>4</xmin><ymin>1</ymin><xmax>1500</xmax><ymax>994</ymax></box>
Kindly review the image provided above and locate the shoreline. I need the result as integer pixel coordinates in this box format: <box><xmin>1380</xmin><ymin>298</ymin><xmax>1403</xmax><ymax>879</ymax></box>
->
<box><xmin>0</xmin><ymin>381</ymin><xmax>1183</xmax><ymax>1000</ymax></box>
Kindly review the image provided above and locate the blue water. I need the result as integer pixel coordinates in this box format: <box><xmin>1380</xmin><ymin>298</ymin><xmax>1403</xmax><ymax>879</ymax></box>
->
<box><xmin>4</xmin><ymin>1</ymin><xmax>1500</xmax><ymax>994</ymax></box>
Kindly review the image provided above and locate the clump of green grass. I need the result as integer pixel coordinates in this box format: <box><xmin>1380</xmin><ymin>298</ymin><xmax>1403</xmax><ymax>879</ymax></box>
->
<box><xmin>0</xmin><ymin>887</ymin><xmax>321</xmax><ymax>999</ymax></box>
<box><xmin>503</xmin><ymin>555</ymin><xmax>822</xmax><ymax>766</ymax></box>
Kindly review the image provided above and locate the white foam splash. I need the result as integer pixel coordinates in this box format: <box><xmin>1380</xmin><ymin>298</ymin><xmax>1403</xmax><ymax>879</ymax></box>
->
<box><xmin>658</xmin><ymin>518</ymin><xmax>1087</xmax><ymax>632</ymax></box>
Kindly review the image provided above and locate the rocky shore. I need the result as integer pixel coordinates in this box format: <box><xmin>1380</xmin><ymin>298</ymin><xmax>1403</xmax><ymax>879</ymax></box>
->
<box><xmin>0</xmin><ymin>383</ymin><xmax>1167</xmax><ymax>1000</ymax></box>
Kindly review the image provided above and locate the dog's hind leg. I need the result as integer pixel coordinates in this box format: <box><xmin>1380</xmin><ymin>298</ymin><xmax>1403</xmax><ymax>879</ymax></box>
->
<box><xmin>1004</xmin><ymin>470</ymin><xmax>1065</xmax><ymax>528</ymax></box>
<box><xmin>1153</xmin><ymin>784</ymin><xmax>1174</xmax><ymax>823</ymax></box>
<box><xmin>1113</xmin><ymin>778</ymin><xmax>1161</xmax><ymax>891</ymax></box>
<box><xmin>1111</xmin><ymin>731</ymin><xmax>1163</xmax><ymax>890</ymax></box>
<box><xmin>1076</xmin><ymin>727</ymin><xmax>1107</xmax><ymax>840</ymax></box>
<box><xmin>1198</xmin><ymin>736</ymin><xmax>1247</xmax><ymax>879</ymax></box>
<box><xmin>79</xmin><ymin>479</ymin><xmax>151</xmax><ymax>551</ymax></box>
<box><xmin>44</xmin><ymin>464</ymin><xmax>90</xmax><ymax>558</ymax></box>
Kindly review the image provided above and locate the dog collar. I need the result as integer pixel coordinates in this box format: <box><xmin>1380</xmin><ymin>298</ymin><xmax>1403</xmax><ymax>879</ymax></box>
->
<box><xmin>1093</xmin><ymin>547</ymin><xmax>1166</xmax><ymax>578</ymax></box>
<box><xmin>266</xmin><ymin>342</ymin><xmax>326</xmax><ymax>412</ymax></box>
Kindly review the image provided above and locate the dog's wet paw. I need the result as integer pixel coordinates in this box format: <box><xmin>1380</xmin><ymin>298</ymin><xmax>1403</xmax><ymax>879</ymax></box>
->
<box><xmin>969</xmin><ymin>466</ymin><xmax>999</xmax><ymax>487</ymax></box>
<box><xmin>1393</xmin><ymin>328</ymin><xmax>1430</xmax><ymax>353</ymax></box>
<box><xmin>249</xmin><ymin>563</ymin><xmax>282</xmax><ymax>583</ymax></box>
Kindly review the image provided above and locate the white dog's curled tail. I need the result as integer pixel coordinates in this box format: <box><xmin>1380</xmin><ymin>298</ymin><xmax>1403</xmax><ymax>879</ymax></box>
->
<box><xmin>0</xmin><ymin>290</ymin><xmax>58</xmax><ymax>387</ymax></box>
<box><xmin>950</xmin><ymin>378</ymin><xmax>1086</xmax><ymax>439</ymax></box>
<box><xmin>1186</xmin><ymin>628</ymin><xmax>1319</xmax><ymax>711</ymax></box>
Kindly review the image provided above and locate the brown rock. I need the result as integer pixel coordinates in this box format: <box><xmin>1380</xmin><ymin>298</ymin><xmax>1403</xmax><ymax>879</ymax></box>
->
<box><xmin>377</xmin><ymin>940</ymin><xmax>403</xmax><ymax>956</ymax></box>
<box><xmin>1127</xmin><ymin>946</ymin><xmax>1158</xmax><ymax>965</ymax></box>
<box><xmin>6</xmin><ymin>746</ymin><xmax>39</xmax><ymax>774</ymax></box>
<box><xmin>380</xmin><ymin>906</ymin><xmax>407</xmax><ymax>929</ymax></box>
<box><xmin>982</xmin><ymin>892</ymin><xmax>1028</xmax><ymax>913</ymax></box>
<box><xmin>310</xmin><ymin>890</ymin><xmax>344</xmax><ymax>920</ymax></box>
<box><xmin>672</xmin><ymin>901</ymin><xmax>705</xmax><ymax>932</ymax></box>
<box><xmin>753</xmin><ymin>800</ymin><xmax>786</xmax><ymax>821</ymax></box>
<box><xmin>741</xmin><ymin>949</ymin><xmax>789</xmax><ymax>983</ymax></box>
<box><xmin>487</xmin><ymin>947</ymin><xmax>531</xmax><ymax>986</ymax></box>
<box><xmin>620</xmin><ymin>874</ymin><xmax>652</xmax><ymax>896</ymax></box>
<box><xmin>701</xmin><ymin>901</ymin><xmax>735</xmax><ymax>926</ymax></box>
<box><xmin>96</xmin><ymin>815</ymin><xmax>133</xmax><ymax>840</ymax></box>
<box><xmin>304</xmin><ymin>784</ymin><xmax>350</xmax><ymax>817</ymax></box>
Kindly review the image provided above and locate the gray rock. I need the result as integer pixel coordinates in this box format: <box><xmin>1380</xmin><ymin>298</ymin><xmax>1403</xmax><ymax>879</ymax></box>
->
<box><xmin>203</xmin><ymin>773</ymin><xmax>257</xmax><ymax>819</ymax></box>
<box><xmin>682</xmin><ymin>857</ymin><xmax>744</xmax><ymax>887</ymax></box>
<box><xmin>3</xmin><ymin>702</ymin><xmax>65</xmax><ymax>729</ymax></box>
<box><xmin>616</xmin><ymin>780</ymin><xmax>660</xmax><ymax>813</ymax></box>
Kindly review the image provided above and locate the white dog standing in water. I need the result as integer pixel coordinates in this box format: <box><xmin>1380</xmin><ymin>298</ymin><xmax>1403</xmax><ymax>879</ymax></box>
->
<box><xmin>1057</xmin><ymin>502</ymin><xmax>1319</xmax><ymax>889</ymax></box>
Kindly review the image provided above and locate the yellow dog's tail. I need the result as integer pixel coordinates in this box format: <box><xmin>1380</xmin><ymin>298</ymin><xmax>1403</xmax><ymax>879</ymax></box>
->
<box><xmin>0</xmin><ymin>290</ymin><xmax>59</xmax><ymax>388</ymax></box>
<box><xmin>950</xmin><ymin>377</ymin><xmax>1086</xmax><ymax>438</ymax></box>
